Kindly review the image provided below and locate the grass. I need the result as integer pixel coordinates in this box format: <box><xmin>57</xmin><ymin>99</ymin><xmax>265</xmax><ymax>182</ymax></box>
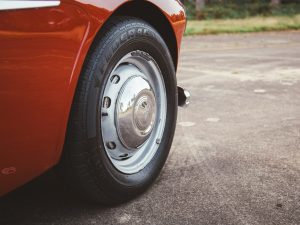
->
<box><xmin>185</xmin><ymin>15</ymin><xmax>300</xmax><ymax>35</ymax></box>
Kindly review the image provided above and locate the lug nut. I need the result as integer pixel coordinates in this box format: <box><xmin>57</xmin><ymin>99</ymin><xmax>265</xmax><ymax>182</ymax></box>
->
<box><xmin>103</xmin><ymin>97</ymin><xmax>111</xmax><ymax>109</ymax></box>
<box><xmin>111</xmin><ymin>75</ymin><xmax>120</xmax><ymax>84</ymax></box>
<box><xmin>106</xmin><ymin>142</ymin><xmax>116</xmax><ymax>150</ymax></box>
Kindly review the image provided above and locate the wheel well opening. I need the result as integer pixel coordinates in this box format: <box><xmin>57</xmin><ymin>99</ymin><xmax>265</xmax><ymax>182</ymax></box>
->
<box><xmin>111</xmin><ymin>1</ymin><xmax>178</xmax><ymax>69</ymax></box>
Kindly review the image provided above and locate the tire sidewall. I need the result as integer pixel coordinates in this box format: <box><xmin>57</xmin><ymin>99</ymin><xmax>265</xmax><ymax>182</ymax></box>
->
<box><xmin>87</xmin><ymin>19</ymin><xmax>177</xmax><ymax>199</ymax></box>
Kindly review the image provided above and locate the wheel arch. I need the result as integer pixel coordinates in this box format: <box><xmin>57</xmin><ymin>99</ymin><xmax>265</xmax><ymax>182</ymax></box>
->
<box><xmin>55</xmin><ymin>0</ymin><xmax>183</xmax><ymax>166</ymax></box>
<box><xmin>110</xmin><ymin>1</ymin><xmax>179</xmax><ymax>69</ymax></box>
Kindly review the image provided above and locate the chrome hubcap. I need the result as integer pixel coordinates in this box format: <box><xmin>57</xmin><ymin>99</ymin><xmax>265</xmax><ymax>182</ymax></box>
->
<box><xmin>101</xmin><ymin>51</ymin><xmax>167</xmax><ymax>174</ymax></box>
<box><xmin>116</xmin><ymin>76</ymin><xmax>156</xmax><ymax>149</ymax></box>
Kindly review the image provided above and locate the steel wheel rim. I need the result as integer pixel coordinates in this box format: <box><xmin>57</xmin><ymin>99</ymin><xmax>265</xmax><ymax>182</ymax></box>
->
<box><xmin>101</xmin><ymin>51</ymin><xmax>167</xmax><ymax>174</ymax></box>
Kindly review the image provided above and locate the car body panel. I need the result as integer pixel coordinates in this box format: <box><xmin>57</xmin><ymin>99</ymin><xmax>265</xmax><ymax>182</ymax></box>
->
<box><xmin>0</xmin><ymin>0</ymin><xmax>186</xmax><ymax>196</ymax></box>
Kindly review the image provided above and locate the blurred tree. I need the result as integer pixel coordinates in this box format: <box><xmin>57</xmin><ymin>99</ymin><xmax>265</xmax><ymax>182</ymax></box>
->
<box><xmin>195</xmin><ymin>0</ymin><xmax>205</xmax><ymax>19</ymax></box>
<box><xmin>270</xmin><ymin>0</ymin><xmax>281</xmax><ymax>6</ymax></box>
<box><xmin>185</xmin><ymin>0</ymin><xmax>300</xmax><ymax>20</ymax></box>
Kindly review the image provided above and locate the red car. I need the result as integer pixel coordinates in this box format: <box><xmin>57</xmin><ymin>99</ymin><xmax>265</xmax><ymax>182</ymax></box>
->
<box><xmin>0</xmin><ymin>0</ymin><xmax>189</xmax><ymax>204</ymax></box>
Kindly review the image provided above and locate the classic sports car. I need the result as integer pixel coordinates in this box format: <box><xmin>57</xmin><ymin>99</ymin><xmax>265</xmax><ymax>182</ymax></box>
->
<box><xmin>0</xmin><ymin>0</ymin><xmax>189</xmax><ymax>204</ymax></box>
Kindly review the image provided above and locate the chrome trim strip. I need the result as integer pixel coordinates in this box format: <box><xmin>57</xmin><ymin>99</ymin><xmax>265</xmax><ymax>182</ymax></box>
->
<box><xmin>0</xmin><ymin>1</ymin><xmax>60</xmax><ymax>11</ymax></box>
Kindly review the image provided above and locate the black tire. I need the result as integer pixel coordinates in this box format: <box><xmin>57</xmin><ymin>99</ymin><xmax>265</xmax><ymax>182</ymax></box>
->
<box><xmin>60</xmin><ymin>16</ymin><xmax>177</xmax><ymax>205</ymax></box>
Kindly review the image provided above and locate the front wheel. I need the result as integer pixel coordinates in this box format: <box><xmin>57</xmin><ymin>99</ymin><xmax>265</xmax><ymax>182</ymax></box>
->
<box><xmin>61</xmin><ymin>17</ymin><xmax>178</xmax><ymax>205</ymax></box>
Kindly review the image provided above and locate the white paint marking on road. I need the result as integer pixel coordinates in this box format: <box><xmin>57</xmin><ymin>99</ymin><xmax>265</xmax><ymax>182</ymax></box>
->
<box><xmin>178</xmin><ymin>121</ymin><xmax>196</xmax><ymax>127</ymax></box>
<box><xmin>206</xmin><ymin>118</ymin><xmax>220</xmax><ymax>122</ymax></box>
<box><xmin>254</xmin><ymin>89</ymin><xmax>266</xmax><ymax>93</ymax></box>
<box><xmin>280</xmin><ymin>80</ymin><xmax>294</xmax><ymax>86</ymax></box>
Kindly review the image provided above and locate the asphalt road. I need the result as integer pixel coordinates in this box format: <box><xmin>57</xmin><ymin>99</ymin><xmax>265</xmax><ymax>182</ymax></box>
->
<box><xmin>1</xmin><ymin>31</ymin><xmax>300</xmax><ymax>225</ymax></box>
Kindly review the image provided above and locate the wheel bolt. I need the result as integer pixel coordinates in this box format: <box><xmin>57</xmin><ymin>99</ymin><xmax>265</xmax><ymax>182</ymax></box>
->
<box><xmin>103</xmin><ymin>97</ymin><xmax>111</xmax><ymax>108</ymax></box>
<box><xmin>111</xmin><ymin>75</ymin><xmax>120</xmax><ymax>84</ymax></box>
<box><xmin>106</xmin><ymin>142</ymin><xmax>116</xmax><ymax>150</ymax></box>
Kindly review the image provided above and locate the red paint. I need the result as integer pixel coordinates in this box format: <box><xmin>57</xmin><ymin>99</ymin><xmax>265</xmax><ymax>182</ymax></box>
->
<box><xmin>0</xmin><ymin>0</ymin><xmax>186</xmax><ymax>196</ymax></box>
